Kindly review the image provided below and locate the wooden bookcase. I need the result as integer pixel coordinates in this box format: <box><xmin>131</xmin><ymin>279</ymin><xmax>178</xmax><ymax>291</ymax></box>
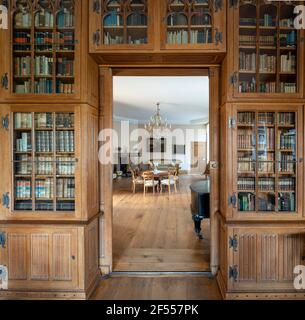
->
<box><xmin>160</xmin><ymin>0</ymin><xmax>225</xmax><ymax>50</ymax></box>
<box><xmin>0</xmin><ymin>104</ymin><xmax>99</xmax><ymax>222</ymax></box>
<box><xmin>89</xmin><ymin>0</ymin><xmax>226</xmax><ymax>53</ymax></box>
<box><xmin>90</xmin><ymin>0</ymin><xmax>154</xmax><ymax>50</ymax></box>
<box><xmin>0</xmin><ymin>0</ymin><xmax>99</xmax><ymax>106</ymax></box>
<box><xmin>223</xmin><ymin>0</ymin><xmax>304</xmax><ymax>101</ymax></box>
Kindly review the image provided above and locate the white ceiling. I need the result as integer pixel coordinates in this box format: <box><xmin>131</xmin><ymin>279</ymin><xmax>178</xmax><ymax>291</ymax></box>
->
<box><xmin>113</xmin><ymin>76</ymin><xmax>209</xmax><ymax>125</ymax></box>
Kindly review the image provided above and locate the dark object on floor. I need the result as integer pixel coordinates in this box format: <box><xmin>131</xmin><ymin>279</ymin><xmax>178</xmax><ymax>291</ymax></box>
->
<box><xmin>190</xmin><ymin>180</ymin><xmax>210</xmax><ymax>239</ymax></box>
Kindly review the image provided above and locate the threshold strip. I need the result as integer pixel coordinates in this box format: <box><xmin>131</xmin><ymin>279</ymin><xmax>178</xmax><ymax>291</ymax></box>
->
<box><xmin>106</xmin><ymin>271</ymin><xmax>213</xmax><ymax>278</ymax></box>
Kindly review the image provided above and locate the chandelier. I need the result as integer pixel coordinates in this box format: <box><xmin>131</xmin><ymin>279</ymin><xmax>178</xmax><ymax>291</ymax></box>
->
<box><xmin>144</xmin><ymin>102</ymin><xmax>171</xmax><ymax>134</ymax></box>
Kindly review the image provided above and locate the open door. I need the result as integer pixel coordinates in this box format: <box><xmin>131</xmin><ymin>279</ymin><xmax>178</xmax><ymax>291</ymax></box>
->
<box><xmin>99</xmin><ymin>67</ymin><xmax>114</xmax><ymax>274</ymax></box>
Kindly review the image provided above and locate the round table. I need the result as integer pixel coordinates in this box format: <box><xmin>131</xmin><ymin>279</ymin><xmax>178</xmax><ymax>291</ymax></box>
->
<box><xmin>141</xmin><ymin>170</ymin><xmax>168</xmax><ymax>191</ymax></box>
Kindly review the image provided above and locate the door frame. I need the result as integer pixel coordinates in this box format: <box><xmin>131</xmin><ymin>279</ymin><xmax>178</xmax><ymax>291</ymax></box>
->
<box><xmin>98</xmin><ymin>67</ymin><xmax>221</xmax><ymax>276</ymax></box>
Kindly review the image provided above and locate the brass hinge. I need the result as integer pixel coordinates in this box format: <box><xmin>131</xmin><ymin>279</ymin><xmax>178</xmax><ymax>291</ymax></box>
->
<box><xmin>228</xmin><ymin>117</ymin><xmax>236</xmax><ymax>129</ymax></box>
<box><xmin>215</xmin><ymin>30</ymin><xmax>222</xmax><ymax>45</ymax></box>
<box><xmin>229</xmin><ymin>0</ymin><xmax>238</xmax><ymax>9</ymax></box>
<box><xmin>229</xmin><ymin>235</ymin><xmax>238</xmax><ymax>251</ymax></box>
<box><xmin>2</xmin><ymin>193</ymin><xmax>10</xmax><ymax>209</ymax></box>
<box><xmin>214</xmin><ymin>0</ymin><xmax>223</xmax><ymax>12</ymax></box>
<box><xmin>0</xmin><ymin>232</ymin><xmax>6</xmax><ymax>249</ymax></box>
<box><xmin>228</xmin><ymin>192</ymin><xmax>237</xmax><ymax>207</ymax></box>
<box><xmin>1</xmin><ymin>73</ymin><xmax>8</xmax><ymax>90</ymax></box>
<box><xmin>93</xmin><ymin>0</ymin><xmax>101</xmax><ymax>13</ymax></box>
<box><xmin>93</xmin><ymin>30</ymin><xmax>101</xmax><ymax>46</ymax></box>
<box><xmin>229</xmin><ymin>265</ymin><xmax>238</xmax><ymax>281</ymax></box>
<box><xmin>1</xmin><ymin>114</ymin><xmax>9</xmax><ymax>130</ymax></box>
<box><xmin>230</xmin><ymin>72</ymin><xmax>238</xmax><ymax>86</ymax></box>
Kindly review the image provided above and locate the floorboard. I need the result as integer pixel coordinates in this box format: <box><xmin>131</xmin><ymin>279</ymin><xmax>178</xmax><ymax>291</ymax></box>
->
<box><xmin>113</xmin><ymin>174</ymin><xmax>210</xmax><ymax>272</ymax></box>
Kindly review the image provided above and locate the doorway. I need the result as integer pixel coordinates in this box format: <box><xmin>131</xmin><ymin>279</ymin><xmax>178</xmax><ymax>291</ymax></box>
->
<box><xmin>98</xmin><ymin>68</ymin><xmax>220</xmax><ymax>276</ymax></box>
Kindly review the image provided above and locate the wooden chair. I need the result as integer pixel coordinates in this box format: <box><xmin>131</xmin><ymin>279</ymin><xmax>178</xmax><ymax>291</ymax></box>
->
<box><xmin>130</xmin><ymin>167</ymin><xmax>144</xmax><ymax>194</ymax></box>
<box><xmin>160</xmin><ymin>168</ymin><xmax>178</xmax><ymax>194</ymax></box>
<box><xmin>142</xmin><ymin>171</ymin><xmax>158</xmax><ymax>195</ymax></box>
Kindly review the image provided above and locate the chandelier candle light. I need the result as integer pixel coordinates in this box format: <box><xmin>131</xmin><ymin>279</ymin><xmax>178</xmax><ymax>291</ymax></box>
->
<box><xmin>144</xmin><ymin>102</ymin><xmax>172</xmax><ymax>135</ymax></box>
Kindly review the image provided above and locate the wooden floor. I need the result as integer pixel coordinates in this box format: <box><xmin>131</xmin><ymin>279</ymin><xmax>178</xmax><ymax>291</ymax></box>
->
<box><xmin>91</xmin><ymin>276</ymin><xmax>221</xmax><ymax>300</ymax></box>
<box><xmin>113</xmin><ymin>174</ymin><xmax>210</xmax><ymax>272</ymax></box>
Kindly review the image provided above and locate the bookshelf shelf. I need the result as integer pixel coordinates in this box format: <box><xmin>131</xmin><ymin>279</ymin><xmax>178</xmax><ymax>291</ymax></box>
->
<box><xmin>236</xmin><ymin>110</ymin><xmax>299</xmax><ymax>214</ymax></box>
<box><xmin>12</xmin><ymin>0</ymin><xmax>76</xmax><ymax>95</ymax></box>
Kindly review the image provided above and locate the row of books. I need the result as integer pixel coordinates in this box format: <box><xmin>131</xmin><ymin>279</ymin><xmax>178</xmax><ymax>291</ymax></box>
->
<box><xmin>15</xmin><ymin>113</ymin><xmax>32</xmax><ymax>129</ymax></box>
<box><xmin>16</xmin><ymin>133</ymin><xmax>32</xmax><ymax>152</ymax></box>
<box><xmin>238</xmin><ymin>112</ymin><xmax>255</xmax><ymax>125</ymax></box>
<box><xmin>35</xmin><ymin>178</ymin><xmax>54</xmax><ymax>199</ymax></box>
<box><xmin>15</xmin><ymin>80</ymin><xmax>31</xmax><ymax>93</ymax></box>
<box><xmin>240</xmin><ymin>18</ymin><xmax>296</xmax><ymax>28</ymax></box>
<box><xmin>35</xmin><ymin>79</ymin><xmax>53</xmax><ymax>93</ymax></box>
<box><xmin>190</xmin><ymin>14</ymin><xmax>211</xmax><ymax>26</ymax></box>
<box><xmin>35</xmin><ymin>113</ymin><xmax>53</xmax><ymax>128</ymax></box>
<box><xmin>279</xmin><ymin>18</ymin><xmax>294</xmax><ymax>28</ymax></box>
<box><xmin>35</xmin><ymin>11</ymin><xmax>54</xmax><ymax>28</ymax></box>
<box><xmin>239</xmin><ymin>52</ymin><xmax>256</xmax><ymax>72</ymax></box>
<box><xmin>237</xmin><ymin>130</ymin><xmax>254</xmax><ymax>149</ymax></box>
<box><xmin>13</xmin><ymin>31</ymin><xmax>31</xmax><ymax>45</ymax></box>
<box><xmin>57</xmin><ymin>157</ymin><xmax>75</xmax><ymax>175</ymax></box>
<box><xmin>258</xmin><ymin>177</ymin><xmax>275</xmax><ymax>191</ymax></box>
<box><xmin>258</xmin><ymin>112</ymin><xmax>274</xmax><ymax>125</ymax></box>
<box><xmin>279</xmin><ymin>177</ymin><xmax>295</xmax><ymax>191</ymax></box>
<box><xmin>14</xmin><ymin>12</ymin><xmax>31</xmax><ymax>28</ymax></box>
<box><xmin>280</xmin><ymin>53</ymin><xmax>296</xmax><ymax>72</ymax></box>
<box><xmin>239</xmin><ymin>18</ymin><xmax>256</xmax><ymax>26</ymax></box>
<box><xmin>128</xmin><ymin>36</ymin><xmax>147</xmax><ymax>44</ymax></box>
<box><xmin>278</xmin><ymin>130</ymin><xmax>296</xmax><ymax>150</ymax></box>
<box><xmin>258</xmin><ymin>161</ymin><xmax>274</xmax><ymax>173</ymax></box>
<box><xmin>35</xmin><ymin>31</ymin><xmax>75</xmax><ymax>50</ymax></box>
<box><xmin>239</xmin><ymin>78</ymin><xmax>256</xmax><ymax>93</ymax></box>
<box><xmin>259</xmin><ymin>82</ymin><xmax>276</xmax><ymax>93</ymax></box>
<box><xmin>104</xmin><ymin>13</ymin><xmax>123</xmax><ymax>26</ymax></box>
<box><xmin>57</xmin><ymin>58</ymin><xmax>74</xmax><ymax>76</ymax></box>
<box><xmin>56</xmin><ymin>131</ymin><xmax>75</xmax><ymax>153</ymax></box>
<box><xmin>56</xmin><ymin>81</ymin><xmax>75</xmax><ymax>94</ymax></box>
<box><xmin>167</xmin><ymin>30</ymin><xmax>188</xmax><ymax>44</ymax></box>
<box><xmin>238</xmin><ymin>159</ymin><xmax>255</xmax><ymax>172</ymax></box>
<box><xmin>260</xmin><ymin>15</ymin><xmax>275</xmax><ymax>27</ymax></box>
<box><xmin>57</xmin><ymin>201</ymin><xmax>75</xmax><ymax>211</ymax></box>
<box><xmin>258</xmin><ymin>152</ymin><xmax>274</xmax><ymax>162</ymax></box>
<box><xmin>238</xmin><ymin>193</ymin><xmax>255</xmax><ymax>211</ymax></box>
<box><xmin>280</xmin><ymin>31</ymin><xmax>296</xmax><ymax>47</ymax></box>
<box><xmin>36</xmin><ymin>131</ymin><xmax>54</xmax><ymax>152</ymax></box>
<box><xmin>15</xmin><ymin>180</ymin><xmax>31</xmax><ymax>198</ymax></box>
<box><xmin>239</xmin><ymin>35</ymin><xmax>256</xmax><ymax>46</ymax></box>
<box><xmin>278</xmin><ymin>192</ymin><xmax>295</xmax><ymax>211</ymax></box>
<box><xmin>15</xmin><ymin>155</ymin><xmax>32</xmax><ymax>175</ymax></box>
<box><xmin>35</xmin><ymin>56</ymin><xmax>53</xmax><ymax>76</ymax></box>
<box><xmin>279</xmin><ymin>154</ymin><xmax>295</xmax><ymax>172</ymax></box>
<box><xmin>257</xmin><ymin>127</ymin><xmax>275</xmax><ymax>149</ymax></box>
<box><xmin>104</xmin><ymin>33</ymin><xmax>124</xmax><ymax>44</ymax></box>
<box><xmin>57</xmin><ymin>10</ymin><xmax>74</xmax><ymax>28</ymax></box>
<box><xmin>278</xmin><ymin>112</ymin><xmax>295</xmax><ymax>125</ymax></box>
<box><xmin>259</xmin><ymin>54</ymin><xmax>276</xmax><ymax>73</ymax></box>
<box><xmin>36</xmin><ymin>157</ymin><xmax>53</xmax><ymax>175</ymax></box>
<box><xmin>14</xmin><ymin>11</ymin><xmax>74</xmax><ymax>28</ymax></box>
<box><xmin>189</xmin><ymin>29</ymin><xmax>212</xmax><ymax>44</ymax></box>
<box><xmin>238</xmin><ymin>177</ymin><xmax>255</xmax><ymax>190</ymax></box>
<box><xmin>56</xmin><ymin>113</ymin><xmax>74</xmax><ymax>128</ymax></box>
<box><xmin>56</xmin><ymin>178</ymin><xmax>75</xmax><ymax>198</ymax></box>
<box><xmin>14</xmin><ymin>56</ymin><xmax>31</xmax><ymax>76</ymax></box>
<box><xmin>280</xmin><ymin>82</ymin><xmax>296</xmax><ymax>93</ymax></box>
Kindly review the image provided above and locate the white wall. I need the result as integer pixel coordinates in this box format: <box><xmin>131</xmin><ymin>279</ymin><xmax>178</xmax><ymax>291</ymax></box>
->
<box><xmin>113</xmin><ymin>120</ymin><xmax>208</xmax><ymax>171</ymax></box>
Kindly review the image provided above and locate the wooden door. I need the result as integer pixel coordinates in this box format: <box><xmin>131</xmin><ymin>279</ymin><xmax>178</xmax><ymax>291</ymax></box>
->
<box><xmin>228</xmin><ymin>226</ymin><xmax>305</xmax><ymax>292</ymax></box>
<box><xmin>99</xmin><ymin>67</ymin><xmax>113</xmax><ymax>275</ymax></box>
<box><xmin>0</xmin><ymin>225</ymin><xmax>79</xmax><ymax>291</ymax></box>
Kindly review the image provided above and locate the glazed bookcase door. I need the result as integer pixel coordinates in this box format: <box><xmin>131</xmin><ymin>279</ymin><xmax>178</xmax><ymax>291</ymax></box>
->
<box><xmin>228</xmin><ymin>227</ymin><xmax>305</xmax><ymax>292</ymax></box>
<box><xmin>89</xmin><ymin>0</ymin><xmax>154</xmax><ymax>50</ymax></box>
<box><xmin>161</xmin><ymin>0</ymin><xmax>225</xmax><ymax>50</ymax></box>
<box><xmin>231</xmin><ymin>104</ymin><xmax>303</xmax><ymax>220</ymax></box>
<box><xmin>0</xmin><ymin>106</ymin><xmax>82</xmax><ymax>221</ymax></box>
<box><xmin>2</xmin><ymin>0</ymin><xmax>81</xmax><ymax>100</ymax></box>
<box><xmin>231</xmin><ymin>0</ymin><xmax>304</xmax><ymax>98</ymax></box>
